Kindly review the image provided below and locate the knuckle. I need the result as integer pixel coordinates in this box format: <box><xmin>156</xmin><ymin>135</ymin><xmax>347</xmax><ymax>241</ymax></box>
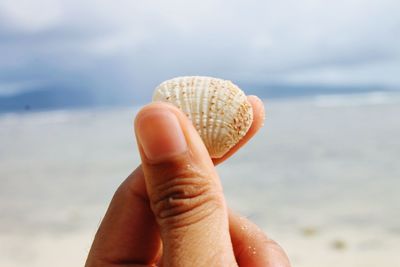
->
<box><xmin>150</xmin><ymin>172</ymin><xmax>223</xmax><ymax>228</ymax></box>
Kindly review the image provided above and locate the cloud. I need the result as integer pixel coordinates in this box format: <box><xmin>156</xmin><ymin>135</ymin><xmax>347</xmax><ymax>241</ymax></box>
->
<box><xmin>0</xmin><ymin>0</ymin><xmax>399</xmax><ymax>101</ymax></box>
<box><xmin>0</xmin><ymin>81</ymin><xmax>44</xmax><ymax>96</ymax></box>
<box><xmin>0</xmin><ymin>0</ymin><xmax>64</xmax><ymax>32</ymax></box>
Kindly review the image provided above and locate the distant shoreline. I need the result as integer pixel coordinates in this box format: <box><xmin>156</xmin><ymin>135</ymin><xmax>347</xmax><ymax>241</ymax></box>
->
<box><xmin>0</xmin><ymin>86</ymin><xmax>399</xmax><ymax>115</ymax></box>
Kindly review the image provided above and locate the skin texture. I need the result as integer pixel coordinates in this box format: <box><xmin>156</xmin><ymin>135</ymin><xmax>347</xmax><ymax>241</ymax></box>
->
<box><xmin>85</xmin><ymin>96</ymin><xmax>291</xmax><ymax>267</ymax></box>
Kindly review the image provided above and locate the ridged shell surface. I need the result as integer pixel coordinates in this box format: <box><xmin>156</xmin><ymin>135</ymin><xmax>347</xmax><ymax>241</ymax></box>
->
<box><xmin>153</xmin><ymin>76</ymin><xmax>253</xmax><ymax>158</ymax></box>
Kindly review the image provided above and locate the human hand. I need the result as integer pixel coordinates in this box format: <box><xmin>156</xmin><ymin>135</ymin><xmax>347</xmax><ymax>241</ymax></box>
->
<box><xmin>85</xmin><ymin>96</ymin><xmax>290</xmax><ymax>266</ymax></box>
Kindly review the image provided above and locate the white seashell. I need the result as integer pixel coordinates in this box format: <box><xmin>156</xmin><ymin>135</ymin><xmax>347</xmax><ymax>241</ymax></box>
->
<box><xmin>153</xmin><ymin>76</ymin><xmax>253</xmax><ymax>158</ymax></box>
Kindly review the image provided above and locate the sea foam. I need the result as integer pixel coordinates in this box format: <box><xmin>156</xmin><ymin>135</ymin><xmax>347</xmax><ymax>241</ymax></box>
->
<box><xmin>313</xmin><ymin>91</ymin><xmax>400</xmax><ymax>108</ymax></box>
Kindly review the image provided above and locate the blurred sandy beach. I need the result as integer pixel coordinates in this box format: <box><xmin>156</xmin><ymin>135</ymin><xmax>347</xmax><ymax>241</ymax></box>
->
<box><xmin>1</xmin><ymin>94</ymin><xmax>400</xmax><ymax>267</ymax></box>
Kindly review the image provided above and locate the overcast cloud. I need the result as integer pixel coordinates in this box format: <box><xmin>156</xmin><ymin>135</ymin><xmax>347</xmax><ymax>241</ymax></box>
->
<box><xmin>0</xmin><ymin>0</ymin><xmax>399</xmax><ymax>101</ymax></box>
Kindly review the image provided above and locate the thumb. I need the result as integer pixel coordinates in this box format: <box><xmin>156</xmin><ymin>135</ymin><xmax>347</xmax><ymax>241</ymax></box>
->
<box><xmin>134</xmin><ymin>102</ymin><xmax>237</xmax><ymax>266</ymax></box>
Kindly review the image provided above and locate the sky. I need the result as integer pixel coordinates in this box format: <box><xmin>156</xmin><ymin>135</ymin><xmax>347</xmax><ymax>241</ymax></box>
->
<box><xmin>0</xmin><ymin>0</ymin><xmax>399</xmax><ymax>104</ymax></box>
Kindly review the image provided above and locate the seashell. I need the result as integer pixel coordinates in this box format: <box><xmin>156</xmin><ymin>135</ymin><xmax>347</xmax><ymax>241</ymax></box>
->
<box><xmin>153</xmin><ymin>76</ymin><xmax>253</xmax><ymax>158</ymax></box>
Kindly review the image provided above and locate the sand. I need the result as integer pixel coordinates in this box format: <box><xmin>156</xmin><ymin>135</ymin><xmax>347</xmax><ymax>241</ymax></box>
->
<box><xmin>1</xmin><ymin>94</ymin><xmax>399</xmax><ymax>266</ymax></box>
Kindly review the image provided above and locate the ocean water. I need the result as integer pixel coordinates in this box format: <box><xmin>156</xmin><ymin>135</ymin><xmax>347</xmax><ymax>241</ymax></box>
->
<box><xmin>1</xmin><ymin>92</ymin><xmax>400</xmax><ymax>266</ymax></box>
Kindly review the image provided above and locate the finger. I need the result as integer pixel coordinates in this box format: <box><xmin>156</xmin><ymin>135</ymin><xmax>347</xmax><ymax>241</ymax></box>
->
<box><xmin>213</xmin><ymin>95</ymin><xmax>265</xmax><ymax>165</ymax></box>
<box><xmin>85</xmin><ymin>166</ymin><xmax>162</xmax><ymax>266</ymax></box>
<box><xmin>229</xmin><ymin>210</ymin><xmax>291</xmax><ymax>267</ymax></box>
<box><xmin>135</xmin><ymin>102</ymin><xmax>237</xmax><ymax>266</ymax></box>
<box><xmin>86</xmin><ymin>95</ymin><xmax>265</xmax><ymax>266</ymax></box>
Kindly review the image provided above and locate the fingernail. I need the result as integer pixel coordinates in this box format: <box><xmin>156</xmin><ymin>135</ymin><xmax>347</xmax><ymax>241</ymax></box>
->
<box><xmin>136</xmin><ymin>109</ymin><xmax>188</xmax><ymax>162</ymax></box>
